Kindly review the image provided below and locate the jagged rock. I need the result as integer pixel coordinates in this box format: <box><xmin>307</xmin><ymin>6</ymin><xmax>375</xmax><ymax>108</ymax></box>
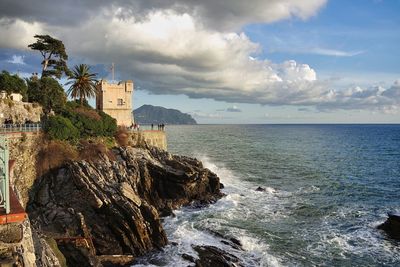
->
<box><xmin>182</xmin><ymin>253</ymin><xmax>196</xmax><ymax>263</ymax></box>
<box><xmin>27</xmin><ymin>146</ymin><xmax>223</xmax><ymax>265</ymax></box>
<box><xmin>255</xmin><ymin>186</ymin><xmax>266</xmax><ymax>192</ymax></box>
<box><xmin>193</xmin><ymin>245</ymin><xmax>244</xmax><ymax>267</ymax></box>
<box><xmin>378</xmin><ymin>213</ymin><xmax>400</xmax><ymax>240</ymax></box>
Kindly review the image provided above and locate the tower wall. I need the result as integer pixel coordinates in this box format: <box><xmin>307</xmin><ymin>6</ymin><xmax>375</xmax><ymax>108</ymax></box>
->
<box><xmin>97</xmin><ymin>80</ymin><xmax>134</xmax><ymax>126</ymax></box>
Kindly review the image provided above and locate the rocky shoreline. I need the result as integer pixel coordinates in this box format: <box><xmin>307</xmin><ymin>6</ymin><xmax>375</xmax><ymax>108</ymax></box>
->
<box><xmin>26</xmin><ymin>146</ymin><xmax>224</xmax><ymax>266</ymax></box>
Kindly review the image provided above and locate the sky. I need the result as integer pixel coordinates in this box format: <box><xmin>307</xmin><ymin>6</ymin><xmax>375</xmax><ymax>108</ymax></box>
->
<box><xmin>0</xmin><ymin>0</ymin><xmax>399</xmax><ymax>123</ymax></box>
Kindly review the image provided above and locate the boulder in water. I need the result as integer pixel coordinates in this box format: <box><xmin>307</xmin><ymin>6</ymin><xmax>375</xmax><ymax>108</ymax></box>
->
<box><xmin>255</xmin><ymin>186</ymin><xmax>266</xmax><ymax>192</ymax></box>
<box><xmin>378</xmin><ymin>213</ymin><xmax>400</xmax><ymax>240</ymax></box>
<box><xmin>192</xmin><ymin>245</ymin><xmax>244</xmax><ymax>267</ymax></box>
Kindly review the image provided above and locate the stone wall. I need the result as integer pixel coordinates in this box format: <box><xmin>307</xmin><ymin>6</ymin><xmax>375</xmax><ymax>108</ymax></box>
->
<box><xmin>0</xmin><ymin>100</ymin><xmax>43</xmax><ymax>124</ymax></box>
<box><xmin>127</xmin><ymin>130</ymin><xmax>167</xmax><ymax>150</ymax></box>
<box><xmin>0</xmin><ymin>219</ymin><xmax>37</xmax><ymax>266</ymax></box>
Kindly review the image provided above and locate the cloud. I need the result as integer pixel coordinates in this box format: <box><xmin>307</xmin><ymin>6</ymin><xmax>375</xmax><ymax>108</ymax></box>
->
<box><xmin>0</xmin><ymin>0</ymin><xmax>327</xmax><ymax>31</ymax></box>
<box><xmin>226</xmin><ymin>106</ymin><xmax>242</xmax><ymax>112</ymax></box>
<box><xmin>7</xmin><ymin>54</ymin><xmax>25</xmax><ymax>64</ymax></box>
<box><xmin>0</xmin><ymin>0</ymin><xmax>398</xmax><ymax>113</ymax></box>
<box><xmin>189</xmin><ymin>111</ymin><xmax>224</xmax><ymax>119</ymax></box>
<box><xmin>0</xmin><ymin>18</ymin><xmax>43</xmax><ymax>49</ymax></box>
<box><xmin>310</xmin><ymin>48</ymin><xmax>365</xmax><ymax>57</ymax></box>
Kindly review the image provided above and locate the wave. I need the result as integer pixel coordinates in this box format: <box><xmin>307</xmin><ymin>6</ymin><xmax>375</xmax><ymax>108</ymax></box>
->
<box><xmin>134</xmin><ymin>155</ymin><xmax>283</xmax><ymax>266</ymax></box>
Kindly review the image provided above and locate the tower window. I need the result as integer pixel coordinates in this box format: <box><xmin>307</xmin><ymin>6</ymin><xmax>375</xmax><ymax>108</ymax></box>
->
<box><xmin>117</xmin><ymin>99</ymin><xmax>124</xmax><ymax>106</ymax></box>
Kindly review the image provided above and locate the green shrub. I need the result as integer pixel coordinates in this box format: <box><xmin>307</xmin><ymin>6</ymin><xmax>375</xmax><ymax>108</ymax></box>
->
<box><xmin>26</xmin><ymin>77</ymin><xmax>66</xmax><ymax>114</ymax></box>
<box><xmin>60</xmin><ymin>102</ymin><xmax>117</xmax><ymax>138</ymax></box>
<box><xmin>44</xmin><ymin>115</ymin><xmax>80</xmax><ymax>141</ymax></box>
<box><xmin>99</xmin><ymin>110</ymin><xmax>117</xmax><ymax>136</ymax></box>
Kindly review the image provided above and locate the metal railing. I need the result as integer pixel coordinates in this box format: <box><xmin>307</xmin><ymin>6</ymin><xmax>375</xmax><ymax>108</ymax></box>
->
<box><xmin>0</xmin><ymin>136</ymin><xmax>9</xmax><ymax>214</ymax></box>
<box><xmin>0</xmin><ymin>123</ymin><xmax>42</xmax><ymax>133</ymax></box>
<box><xmin>127</xmin><ymin>124</ymin><xmax>166</xmax><ymax>131</ymax></box>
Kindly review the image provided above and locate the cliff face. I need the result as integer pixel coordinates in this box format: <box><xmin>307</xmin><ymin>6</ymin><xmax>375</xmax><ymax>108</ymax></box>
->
<box><xmin>9</xmin><ymin>134</ymin><xmax>43</xmax><ymax>208</ymax></box>
<box><xmin>0</xmin><ymin>100</ymin><xmax>42</xmax><ymax>124</ymax></box>
<box><xmin>27</xmin><ymin>146</ymin><xmax>222</xmax><ymax>265</ymax></box>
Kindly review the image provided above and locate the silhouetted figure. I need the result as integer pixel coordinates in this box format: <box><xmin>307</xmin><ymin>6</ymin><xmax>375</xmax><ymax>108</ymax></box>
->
<box><xmin>151</xmin><ymin>124</ymin><xmax>154</xmax><ymax>130</ymax></box>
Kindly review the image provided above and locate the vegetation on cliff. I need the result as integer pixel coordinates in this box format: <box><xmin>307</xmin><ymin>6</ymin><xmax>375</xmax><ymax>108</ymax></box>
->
<box><xmin>0</xmin><ymin>70</ymin><xmax>28</xmax><ymax>100</ymax></box>
<box><xmin>26</xmin><ymin>76</ymin><xmax>67</xmax><ymax>114</ymax></box>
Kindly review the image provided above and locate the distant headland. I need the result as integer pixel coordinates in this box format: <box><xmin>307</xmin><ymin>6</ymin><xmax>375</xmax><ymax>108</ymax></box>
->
<box><xmin>134</xmin><ymin>104</ymin><xmax>197</xmax><ymax>125</ymax></box>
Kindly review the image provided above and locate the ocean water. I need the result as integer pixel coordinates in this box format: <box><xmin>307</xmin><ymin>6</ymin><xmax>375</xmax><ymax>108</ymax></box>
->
<box><xmin>135</xmin><ymin>124</ymin><xmax>400</xmax><ymax>266</ymax></box>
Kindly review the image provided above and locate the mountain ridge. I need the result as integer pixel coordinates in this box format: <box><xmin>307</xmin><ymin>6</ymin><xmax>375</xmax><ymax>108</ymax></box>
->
<box><xmin>134</xmin><ymin>104</ymin><xmax>197</xmax><ymax>125</ymax></box>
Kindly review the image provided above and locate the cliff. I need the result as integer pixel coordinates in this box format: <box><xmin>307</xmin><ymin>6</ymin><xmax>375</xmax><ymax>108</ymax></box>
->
<box><xmin>134</xmin><ymin>105</ymin><xmax>197</xmax><ymax>125</ymax></box>
<box><xmin>0</xmin><ymin>100</ymin><xmax>42</xmax><ymax>124</ymax></box>
<box><xmin>26</xmin><ymin>146</ymin><xmax>223</xmax><ymax>266</ymax></box>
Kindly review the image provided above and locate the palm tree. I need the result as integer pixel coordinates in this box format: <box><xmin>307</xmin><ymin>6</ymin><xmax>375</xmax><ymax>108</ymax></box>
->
<box><xmin>66</xmin><ymin>64</ymin><xmax>98</xmax><ymax>105</ymax></box>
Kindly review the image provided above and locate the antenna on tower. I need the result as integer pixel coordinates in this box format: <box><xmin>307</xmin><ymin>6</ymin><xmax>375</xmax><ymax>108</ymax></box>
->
<box><xmin>111</xmin><ymin>63</ymin><xmax>115</xmax><ymax>82</ymax></box>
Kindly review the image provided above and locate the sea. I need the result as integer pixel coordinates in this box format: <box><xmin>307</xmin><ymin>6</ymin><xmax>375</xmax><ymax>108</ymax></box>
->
<box><xmin>135</xmin><ymin>124</ymin><xmax>400</xmax><ymax>266</ymax></box>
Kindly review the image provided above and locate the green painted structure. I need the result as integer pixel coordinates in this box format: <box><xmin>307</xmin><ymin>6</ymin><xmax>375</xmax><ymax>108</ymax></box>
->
<box><xmin>0</xmin><ymin>136</ymin><xmax>9</xmax><ymax>214</ymax></box>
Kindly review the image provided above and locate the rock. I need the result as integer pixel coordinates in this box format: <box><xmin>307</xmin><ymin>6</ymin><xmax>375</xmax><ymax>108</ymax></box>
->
<box><xmin>378</xmin><ymin>213</ymin><xmax>400</xmax><ymax>240</ymax></box>
<box><xmin>181</xmin><ymin>253</ymin><xmax>196</xmax><ymax>263</ymax></box>
<box><xmin>0</xmin><ymin>223</ymin><xmax>23</xmax><ymax>243</ymax></box>
<box><xmin>0</xmin><ymin>220</ymin><xmax>36</xmax><ymax>267</ymax></box>
<box><xmin>119</xmin><ymin>181</ymin><xmax>142</xmax><ymax>206</ymax></box>
<box><xmin>193</xmin><ymin>245</ymin><xmax>244</xmax><ymax>267</ymax></box>
<box><xmin>0</xmin><ymin>101</ymin><xmax>42</xmax><ymax>124</ymax></box>
<box><xmin>255</xmin><ymin>186</ymin><xmax>266</xmax><ymax>192</ymax></box>
<box><xmin>27</xmin><ymin>146</ymin><xmax>223</xmax><ymax>265</ymax></box>
<box><xmin>229</xmin><ymin>237</ymin><xmax>242</xmax><ymax>248</ymax></box>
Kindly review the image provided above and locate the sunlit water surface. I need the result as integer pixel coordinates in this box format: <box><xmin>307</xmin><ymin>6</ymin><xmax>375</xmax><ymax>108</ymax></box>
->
<box><xmin>134</xmin><ymin>124</ymin><xmax>400</xmax><ymax>266</ymax></box>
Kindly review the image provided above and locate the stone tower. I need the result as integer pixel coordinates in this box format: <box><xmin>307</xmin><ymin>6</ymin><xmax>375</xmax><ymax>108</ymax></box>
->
<box><xmin>96</xmin><ymin>79</ymin><xmax>134</xmax><ymax>126</ymax></box>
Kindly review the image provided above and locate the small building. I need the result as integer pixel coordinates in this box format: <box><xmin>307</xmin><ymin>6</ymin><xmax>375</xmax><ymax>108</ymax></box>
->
<box><xmin>96</xmin><ymin>79</ymin><xmax>134</xmax><ymax>126</ymax></box>
<box><xmin>0</xmin><ymin>91</ymin><xmax>23</xmax><ymax>102</ymax></box>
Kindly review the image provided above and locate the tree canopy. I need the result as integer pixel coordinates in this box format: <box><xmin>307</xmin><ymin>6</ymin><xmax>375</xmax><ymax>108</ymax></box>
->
<box><xmin>28</xmin><ymin>34</ymin><xmax>70</xmax><ymax>79</ymax></box>
<box><xmin>66</xmin><ymin>64</ymin><xmax>98</xmax><ymax>104</ymax></box>
<box><xmin>0</xmin><ymin>70</ymin><xmax>28</xmax><ymax>100</ymax></box>
<box><xmin>27</xmin><ymin>76</ymin><xmax>67</xmax><ymax>114</ymax></box>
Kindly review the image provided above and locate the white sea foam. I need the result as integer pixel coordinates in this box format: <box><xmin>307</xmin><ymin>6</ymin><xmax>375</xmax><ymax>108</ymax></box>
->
<box><xmin>133</xmin><ymin>155</ymin><xmax>285</xmax><ymax>266</ymax></box>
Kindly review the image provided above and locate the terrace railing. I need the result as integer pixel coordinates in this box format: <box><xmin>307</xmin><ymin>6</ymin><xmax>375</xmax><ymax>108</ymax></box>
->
<box><xmin>0</xmin><ymin>123</ymin><xmax>42</xmax><ymax>134</ymax></box>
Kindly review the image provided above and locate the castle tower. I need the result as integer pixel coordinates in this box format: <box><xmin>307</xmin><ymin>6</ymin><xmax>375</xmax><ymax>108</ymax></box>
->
<box><xmin>96</xmin><ymin>79</ymin><xmax>134</xmax><ymax>126</ymax></box>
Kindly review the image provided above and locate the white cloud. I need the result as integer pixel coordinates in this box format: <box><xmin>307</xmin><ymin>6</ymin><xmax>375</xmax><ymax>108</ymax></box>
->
<box><xmin>7</xmin><ymin>54</ymin><xmax>25</xmax><ymax>64</ymax></box>
<box><xmin>0</xmin><ymin>0</ymin><xmax>398</xmax><ymax>113</ymax></box>
<box><xmin>189</xmin><ymin>111</ymin><xmax>224</xmax><ymax>119</ymax></box>
<box><xmin>0</xmin><ymin>0</ymin><xmax>327</xmax><ymax>31</ymax></box>
<box><xmin>0</xmin><ymin>18</ymin><xmax>43</xmax><ymax>49</ymax></box>
<box><xmin>309</xmin><ymin>48</ymin><xmax>365</xmax><ymax>57</ymax></box>
<box><xmin>226</xmin><ymin>106</ymin><xmax>242</xmax><ymax>112</ymax></box>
